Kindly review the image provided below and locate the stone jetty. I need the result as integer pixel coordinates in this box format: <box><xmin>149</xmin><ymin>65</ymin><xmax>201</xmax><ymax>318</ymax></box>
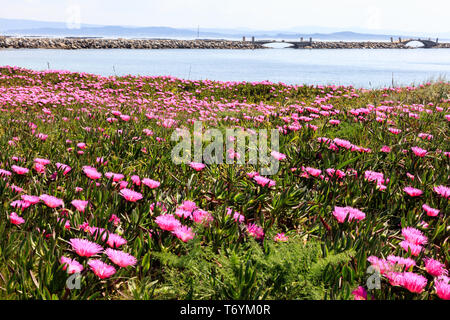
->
<box><xmin>0</xmin><ymin>37</ymin><xmax>449</xmax><ymax>49</ymax></box>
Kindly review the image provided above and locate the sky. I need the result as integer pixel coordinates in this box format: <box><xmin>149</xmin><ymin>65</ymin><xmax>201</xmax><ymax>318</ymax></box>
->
<box><xmin>0</xmin><ymin>0</ymin><xmax>449</xmax><ymax>34</ymax></box>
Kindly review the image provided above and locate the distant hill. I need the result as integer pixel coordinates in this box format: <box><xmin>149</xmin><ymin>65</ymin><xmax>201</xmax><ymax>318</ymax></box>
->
<box><xmin>1</xmin><ymin>18</ymin><xmax>448</xmax><ymax>42</ymax></box>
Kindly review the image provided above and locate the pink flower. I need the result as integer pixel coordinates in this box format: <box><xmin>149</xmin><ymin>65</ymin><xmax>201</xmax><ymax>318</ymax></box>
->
<box><xmin>189</xmin><ymin>162</ymin><xmax>206</xmax><ymax>171</ymax></box>
<box><xmin>155</xmin><ymin>214</ymin><xmax>181</xmax><ymax>232</ymax></box>
<box><xmin>304</xmin><ymin>167</ymin><xmax>321</xmax><ymax>177</ymax></box>
<box><xmin>88</xmin><ymin>259</ymin><xmax>116</xmax><ymax>279</ymax></box>
<box><xmin>411</xmin><ymin>146</ymin><xmax>427</xmax><ymax>157</ymax></box>
<box><xmin>386</xmin><ymin>271</ymin><xmax>405</xmax><ymax>286</ymax></box>
<box><xmin>246</xmin><ymin>171</ymin><xmax>259</xmax><ymax>179</ymax></box>
<box><xmin>77</xmin><ymin>142</ymin><xmax>87</xmax><ymax>149</ymax></box>
<box><xmin>247</xmin><ymin>223</ymin><xmax>264</xmax><ymax>240</ymax></box>
<box><xmin>386</xmin><ymin>255</ymin><xmax>416</xmax><ymax>270</ymax></box>
<box><xmin>60</xmin><ymin>256</ymin><xmax>84</xmax><ymax>274</ymax></box>
<box><xmin>105</xmin><ymin>172</ymin><xmax>125</xmax><ymax>182</ymax></box>
<box><xmin>274</xmin><ymin>233</ymin><xmax>288</xmax><ymax>242</ymax></box>
<box><xmin>401</xmin><ymin>272</ymin><xmax>427</xmax><ymax>294</ymax></box>
<box><xmin>82</xmin><ymin>166</ymin><xmax>102</xmax><ymax>180</ymax></box>
<box><xmin>105</xmin><ymin>248</ymin><xmax>137</xmax><ymax>268</ymax></box>
<box><xmin>69</xmin><ymin>238</ymin><xmax>103</xmax><ymax>257</ymax></box>
<box><xmin>351</xmin><ymin>286</ymin><xmax>367</xmax><ymax>300</ymax></box>
<box><xmin>10</xmin><ymin>200</ymin><xmax>31</xmax><ymax>210</ymax></box>
<box><xmin>433</xmin><ymin>185</ymin><xmax>450</xmax><ymax>199</ymax></box>
<box><xmin>172</xmin><ymin>225</ymin><xmax>195</xmax><ymax>242</ymax></box>
<box><xmin>422</xmin><ymin>204</ymin><xmax>439</xmax><ymax>217</ymax></box>
<box><xmin>142</xmin><ymin>178</ymin><xmax>160</xmax><ymax>189</ymax></box>
<box><xmin>131</xmin><ymin>175</ymin><xmax>141</xmax><ymax>186</ymax></box>
<box><xmin>253</xmin><ymin>175</ymin><xmax>276</xmax><ymax>187</ymax></box>
<box><xmin>10</xmin><ymin>184</ymin><xmax>24</xmax><ymax>193</ymax></box>
<box><xmin>380</xmin><ymin>145</ymin><xmax>391</xmax><ymax>153</ymax></box>
<box><xmin>399</xmin><ymin>241</ymin><xmax>423</xmax><ymax>256</ymax></box>
<box><xmin>423</xmin><ymin>258</ymin><xmax>448</xmax><ymax>277</ymax></box>
<box><xmin>226</xmin><ymin>208</ymin><xmax>245</xmax><ymax>223</ymax></box>
<box><xmin>402</xmin><ymin>227</ymin><xmax>428</xmax><ymax>245</ymax></box>
<box><xmin>193</xmin><ymin>209</ymin><xmax>214</xmax><ymax>225</ymax></box>
<box><xmin>11</xmin><ymin>165</ymin><xmax>29</xmax><ymax>175</ymax></box>
<box><xmin>106</xmin><ymin>233</ymin><xmax>127</xmax><ymax>248</ymax></box>
<box><xmin>39</xmin><ymin>194</ymin><xmax>64</xmax><ymax>208</ymax></box>
<box><xmin>109</xmin><ymin>214</ymin><xmax>121</xmax><ymax>226</ymax></box>
<box><xmin>56</xmin><ymin>163</ymin><xmax>72</xmax><ymax>175</ymax></box>
<box><xmin>119</xmin><ymin>188</ymin><xmax>143</xmax><ymax>202</ymax></box>
<box><xmin>271</xmin><ymin>151</ymin><xmax>286</xmax><ymax>161</ymax></box>
<box><xmin>403</xmin><ymin>186</ymin><xmax>423</xmax><ymax>197</ymax></box>
<box><xmin>388</xmin><ymin>128</ymin><xmax>401</xmax><ymax>135</ymax></box>
<box><xmin>435</xmin><ymin>276</ymin><xmax>450</xmax><ymax>300</ymax></box>
<box><xmin>332</xmin><ymin>206</ymin><xmax>365</xmax><ymax>223</ymax></box>
<box><xmin>21</xmin><ymin>195</ymin><xmax>40</xmax><ymax>204</ymax></box>
<box><xmin>367</xmin><ymin>256</ymin><xmax>393</xmax><ymax>275</ymax></box>
<box><xmin>10</xmin><ymin>212</ymin><xmax>25</xmax><ymax>225</ymax></box>
<box><xmin>71</xmin><ymin>200</ymin><xmax>88</xmax><ymax>213</ymax></box>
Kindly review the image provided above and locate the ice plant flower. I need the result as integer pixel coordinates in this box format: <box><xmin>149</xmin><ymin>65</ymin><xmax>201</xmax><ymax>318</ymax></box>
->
<box><xmin>435</xmin><ymin>276</ymin><xmax>450</xmax><ymax>300</ymax></box>
<box><xmin>104</xmin><ymin>248</ymin><xmax>137</xmax><ymax>268</ymax></box>
<box><xmin>386</xmin><ymin>255</ymin><xmax>416</xmax><ymax>270</ymax></box>
<box><xmin>271</xmin><ymin>151</ymin><xmax>286</xmax><ymax>161</ymax></box>
<box><xmin>142</xmin><ymin>178</ymin><xmax>160</xmax><ymax>189</ymax></box>
<box><xmin>106</xmin><ymin>233</ymin><xmax>127</xmax><ymax>248</ymax></box>
<box><xmin>11</xmin><ymin>165</ymin><xmax>29</xmax><ymax>175</ymax></box>
<box><xmin>247</xmin><ymin>223</ymin><xmax>264</xmax><ymax>240</ymax></box>
<box><xmin>60</xmin><ymin>256</ymin><xmax>84</xmax><ymax>274</ymax></box>
<box><xmin>411</xmin><ymin>146</ymin><xmax>427</xmax><ymax>157</ymax></box>
<box><xmin>423</xmin><ymin>258</ymin><xmax>448</xmax><ymax>277</ymax></box>
<box><xmin>71</xmin><ymin>200</ymin><xmax>88</xmax><ymax>213</ymax></box>
<box><xmin>155</xmin><ymin>214</ymin><xmax>181</xmax><ymax>232</ymax></box>
<box><xmin>253</xmin><ymin>175</ymin><xmax>276</xmax><ymax>187</ymax></box>
<box><xmin>69</xmin><ymin>238</ymin><xmax>103</xmax><ymax>257</ymax></box>
<box><xmin>193</xmin><ymin>209</ymin><xmax>214</xmax><ymax>225</ymax></box>
<box><xmin>131</xmin><ymin>175</ymin><xmax>141</xmax><ymax>186</ymax></box>
<box><xmin>403</xmin><ymin>187</ymin><xmax>423</xmax><ymax>197</ymax></box>
<box><xmin>401</xmin><ymin>272</ymin><xmax>427</xmax><ymax>294</ymax></box>
<box><xmin>119</xmin><ymin>188</ymin><xmax>143</xmax><ymax>202</ymax></box>
<box><xmin>189</xmin><ymin>162</ymin><xmax>206</xmax><ymax>171</ymax></box>
<box><xmin>82</xmin><ymin>166</ymin><xmax>102</xmax><ymax>180</ymax></box>
<box><xmin>21</xmin><ymin>195</ymin><xmax>40</xmax><ymax>204</ymax></box>
<box><xmin>39</xmin><ymin>194</ymin><xmax>64</xmax><ymax>208</ymax></box>
<box><xmin>274</xmin><ymin>233</ymin><xmax>288</xmax><ymax>242</ymax></box>
<box><xmin>172</xmin><ymin>225</ymin><xmax>195</xmax><ymax>242</ymax></box>
<box><xmin>9</xmin><ymin>212</ymin><xmax>25</xmax><ymax>225</ymax></box>
<box><xmin>422</xmin><ymin>204</ymin><xmax>439</xmax><ymax>217</ymax></box>
<box><xmin>88</xmin><ymin>259</ymin><xmax>116</xmax><ymax>279</ymax></box>
<box><xmin>105</xmin><ymin>172</ymin><xmax>125</xmax><ymax>182</ymax></box>
<box><xmin>401</xmin><ymin>227</ymin><xmax>428</xmax><ymax>245</ymax></box>
<box><xmin>433</xmin><ymin>185</ymin><xmax>450</xmax><ymax>199</ymax></box>
<box><xmin>332</xmin><ymin>206</ymin><xmax>366</xmax><ymax>223</ymax></box>
<box><xmin>351</xmin><ymin>286</ymin><xmax>367</xmax><ymax>300</ymax></box>
<box><xmin>399</xmin><ymin>241</ymin><xmax>423</xmax><ymax>256</ymax></box>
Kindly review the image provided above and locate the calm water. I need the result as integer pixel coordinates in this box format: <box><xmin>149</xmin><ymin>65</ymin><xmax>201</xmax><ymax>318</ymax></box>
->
<box><xmin>0</xmin><ymin>47</ymin><xmax>449</xmax><ymax>88</ymax></box>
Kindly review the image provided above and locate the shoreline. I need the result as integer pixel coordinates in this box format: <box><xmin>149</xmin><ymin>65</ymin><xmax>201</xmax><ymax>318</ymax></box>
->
<box><xmin>1</xmin><ymin>37</ymin><xmax>450</xmax><ymax>49</ymax></box>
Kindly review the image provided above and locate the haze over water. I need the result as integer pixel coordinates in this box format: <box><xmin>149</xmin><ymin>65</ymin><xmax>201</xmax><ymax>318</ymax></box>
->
<box><xmin>1</xmin><ymin>47</ymin><xmax>449</xmax><ymax>88</ymax></box>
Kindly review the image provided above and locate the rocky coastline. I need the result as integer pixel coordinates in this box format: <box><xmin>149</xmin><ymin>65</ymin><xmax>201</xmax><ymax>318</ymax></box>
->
<box><xmin>0</xmin><ymin>36</ymin><xmax>449</xmax><ymax>49</ymax></box>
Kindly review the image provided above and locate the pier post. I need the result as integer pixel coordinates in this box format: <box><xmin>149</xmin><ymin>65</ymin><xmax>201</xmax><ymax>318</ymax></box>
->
<box><xmin>251</xmin><ymin>36</ymin><xmax>255</xmax><ymax>43</ymax></box>
<box><xmin>300</xmin><ymin>37</ymin><xmax>303</xmax><ymax>42</ymax></box>
<box><xmin>309</xmin><ymin>37</ymin><xmax>312</xmax><ymax>44</ymax></box>
<box><xmin>398</xmin><ymin>37</ymin><xmax>401</xmax><ymax>42</ymax></box>
<box><xmin>242</xmin><ymin>36</ymin><xmax>246</xmax><ymax>42</ymax></box>
<box><xmin>390</xmin><ymin>37</ymin><xmax>393</xmax><ymax>42</ymax></box>
<box><xmin>436</xmin><ymin>38</ymin><xmax>438</xmax><ymax>43</ymax></box>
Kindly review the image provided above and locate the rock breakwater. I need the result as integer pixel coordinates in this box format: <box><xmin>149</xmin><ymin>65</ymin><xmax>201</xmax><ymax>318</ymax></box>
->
<box><xmin>0</xmin><ymin>37</ymin><xmax>449</xmax><ymax>49</ymax></box>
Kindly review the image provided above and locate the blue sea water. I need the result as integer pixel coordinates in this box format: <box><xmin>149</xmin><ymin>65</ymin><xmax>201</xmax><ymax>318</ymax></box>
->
<box><xmin>0</xmin><ymin>47</ymin><xmax>449</xmax><ymax>88</ymax></box>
